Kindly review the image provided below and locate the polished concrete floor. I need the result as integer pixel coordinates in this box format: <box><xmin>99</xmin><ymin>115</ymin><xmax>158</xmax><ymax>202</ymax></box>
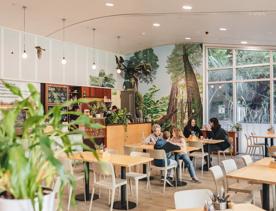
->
<box><xmin>62</xmin><ymin>155</ymin><xmax>271</xmax><ymax>211</ymax></box>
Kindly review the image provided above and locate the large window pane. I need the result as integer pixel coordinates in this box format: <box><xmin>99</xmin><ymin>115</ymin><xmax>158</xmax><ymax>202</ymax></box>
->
<box><xmin>237</xmin><ymin>65</ymin><xmax>270</xmax><ymax>80</ymax></box>
<box><xmin>208</xmin><ymin>83</ymin><xmax>233</xmax><ymax>121</ymax></box>
<box><xmin>272</xmin><ymin>51</ymin><xmax>276</xmax><ymax>63</ymax></box>
<box><xmin>208</xmin><ymin>48</ymin><xmax>233</xmax><ymax>69</ymax></box>
<box><xmin>237</xmin><ymin>81</ymin><xmax>270</xmax><ymax>123</ymax></box>
<box><xmin>236</xmin><ymin>50</ymin><xmax>270</xmax><ymax>66</ymax></box>
<box><xmin>273</xmin><ymin>64</ymin><xmax>276</xmax><ymax>78</ymax></box>
<box><xmin>274</xmin><ymin>81</ymin><xmax>276</xmax><ymax>123</ymax></box>
<box><xmin>208</xmin><ymin>68</ymin><xmax>232</xmax><ymax>82</ymax></box>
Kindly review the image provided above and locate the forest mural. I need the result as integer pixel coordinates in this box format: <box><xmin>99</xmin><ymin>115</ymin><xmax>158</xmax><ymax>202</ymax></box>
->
<box><xmin>124</xmin><ymin>43</ymin><xmax>203</xmax><ymax>129</ymax></box>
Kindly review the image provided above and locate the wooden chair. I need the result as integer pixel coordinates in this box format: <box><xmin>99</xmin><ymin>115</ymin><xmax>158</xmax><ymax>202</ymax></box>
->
<box><xmin>268</xmin><ymin>146</ymin><xmax>276</xmax><ymax>158</ymax></box>
<box><xmin>241</xmin><ymin>155</ymin><xmax>253</xmax><ymax>166</ymax></box>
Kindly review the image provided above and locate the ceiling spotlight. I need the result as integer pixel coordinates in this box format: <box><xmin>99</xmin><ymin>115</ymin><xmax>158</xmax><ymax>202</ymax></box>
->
<box><xmin>153</xmin><ymin>23</ymin><xmax>160</xmax><ymax>27</ymax></box>
<box><xmin>105</xmin><ymin>2</ymin><xmax>114</xmax><ymax>7</ymax></box>
<box><xmin>182</xmin><ymin>5</ymin><xmax>192</xmax><ymax>10</ymax></box>
<box><xmin>61</xmin><ymin>57</ymin><xmax>67</xmax><ymax>65</ymax></box>
<box><xmin>22</xmin><ymin>50</ymin><xmax>28</xmax><ymax>59</ymax></box>
<box><xmin>116</xmin><ymin>68</ymin><xmax>121</xmax><ymax>74</ymax></box>
<box><xmin>241</xmin><ymin>41</ymin><xmax>248</xmax><ymax>44</ymax></box>
<box><xmin>92</xmin><ymin>62</ymin><xmax>97</xmax><ymax>70</ymax></box>
<box><xmin>185</xmin><ymin>37</ymin><xmax>191</xmax><ymax>40</ymax></box>
<box><xmin>219</xmin><ymin>28</ymin><xmax>227</xmax><ymax>31</ymax></box>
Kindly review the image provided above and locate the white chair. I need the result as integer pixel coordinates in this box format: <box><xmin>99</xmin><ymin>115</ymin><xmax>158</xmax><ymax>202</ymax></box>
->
<box><xmin>151</xmin><ymin>149</ymin><xmax>177</xmax><ymax>192</ymax></box>
<box><xmin>241</xmin><ymin>155</ymin><xmax>253</xmax><ymax>166</ymax></box>
<box><xmin>174</xmin><ymin>189</ymin><xmax>212</xmax><ymax>209</ymax></box>
<box><xmin>209</xmin><ymin>165</ymin><xmax>253</xmax><ymax>204</ymax></box>
<box><xmin>221</xmin><ymin>159</ymin><xmax>261</xmax><ymax>204</ymax></box>
<box><xmin>89</xmin><ymin>160</ymin><xmax>128</xmax><ymax>211</ymax></box>
<box><xmin>217</xmin><ymin>137</ymin><xmax>234</xmax><ymax>164</ymax></box>
<box><xmin>126</xmin><ymin>151</ymin><xmax>151</xmax><ymax>205</ymax></box>
<box><xmin>59</xmin><ymin>157</ymin><xmax>85</xmax><ymax>211</ymax></box>
<box><xmin>189</xmin><ymin>141</ymin><xmax>208</xmax><ymax>175</ymax></box>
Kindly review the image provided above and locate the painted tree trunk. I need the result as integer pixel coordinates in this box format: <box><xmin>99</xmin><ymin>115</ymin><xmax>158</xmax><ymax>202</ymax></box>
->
<box><xmin>182</xmin><ymin>45</ymin><xmax>203</xmax><ymax>126</ymax></box>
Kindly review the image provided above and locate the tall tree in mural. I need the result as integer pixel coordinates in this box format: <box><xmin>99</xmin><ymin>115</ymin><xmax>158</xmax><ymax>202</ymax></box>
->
<box><xmin>166</xmin><ymin>44</ymin><xmax>203</xmax><ymax>127</ymax></box>
<box><xmin>117</xmin><ymin>48</ymin><xmax>159</xmax><ymax>91</ymax></box>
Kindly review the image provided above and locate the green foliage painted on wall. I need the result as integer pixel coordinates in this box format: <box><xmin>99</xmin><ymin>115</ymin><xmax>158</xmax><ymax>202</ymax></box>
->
<box><xmin>90</xmin><ymin>69</ymin><xmax>116</xmax><ymax>88</ymax></box>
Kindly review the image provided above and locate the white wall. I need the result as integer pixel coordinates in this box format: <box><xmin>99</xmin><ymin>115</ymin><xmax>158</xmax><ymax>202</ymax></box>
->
<box><xmin>0</xmin><ymin>26</ymin><xmax>123</xmax><ymax>89</ymax></box>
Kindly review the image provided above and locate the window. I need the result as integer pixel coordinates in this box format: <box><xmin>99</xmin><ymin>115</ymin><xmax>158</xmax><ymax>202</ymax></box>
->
<box><xmin>207</xmin><ymin>47</ymin><xmax>274</xmax><ymax>124</ymax></box>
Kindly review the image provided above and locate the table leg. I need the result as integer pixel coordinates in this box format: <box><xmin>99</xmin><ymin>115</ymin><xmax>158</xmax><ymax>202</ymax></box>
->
<box><xmin>141</xmin><ymin>149</ymin><xmax>153</xmax><ymax>181</ymax></box>
<box><xmin>271</xmin><ymin>138</ymin><xmax>274</xmax><ymax>147</ymax></box>
<box><xmin>265</xmin><ymin>138</ymin><xmax>268</xmax><ymax>157</ymax></box>
<box><xmin>174</xmin><ymin>154</ymin><xmax>187</xmax><ymax>187</ymax></box>
<box><xmin>75</xmin><ymin>162</ymin><xmax>99</xmax><ymax>201</ymax></box>
<box><xmin>262</xmin><ymin>184</ymin><xmax>270</xmax><ymax>210</ymax></box>
<box><xmin>113</xmin><ymin>166</ymin><xmax>136</xmax><ymax>210</ymax></box>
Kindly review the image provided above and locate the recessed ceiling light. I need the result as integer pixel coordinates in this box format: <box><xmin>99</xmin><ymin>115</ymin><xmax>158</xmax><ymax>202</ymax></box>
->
<box><xmin>141</xmin><ymin>32</ymin><xmax>146</xmax><ymax>36</ymax></box>
<box><xmin>219</xmin><ymin>27</ymin><xmax>227</xmax><ymax>31</ymax></box>
<box><xmin>241</xmin><ymin>41</ymin><xmax>248</xmax><ymax>44</ymax></box>
<box><xmin>105</xmin><ymin>2</ymin><xmax>114</xmax><ymax>7</ymax></box>
<box><xmin>185</xmin><ymin>37</ymin><xmax>191</xmax><ymax>40</ymax></box>
<box><xmin>182</xmin><ymin>5</ymin><xmax>192</xmax><ymax>10</ymax></box>
<box><xmin>153</xmin><ymin>23</ymin><xmax>160</xmax><ymax>27</ymax></box>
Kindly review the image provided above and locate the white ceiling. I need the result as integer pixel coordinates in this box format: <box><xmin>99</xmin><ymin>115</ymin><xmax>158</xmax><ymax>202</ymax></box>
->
<box><xmin>1</xmin><ymin>0</ymin><xmax>276</xmax><ymax>53</ymax></box>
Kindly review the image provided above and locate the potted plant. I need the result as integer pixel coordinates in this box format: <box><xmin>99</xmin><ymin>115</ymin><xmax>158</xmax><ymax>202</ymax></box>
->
<box><xmin>0</xmin><ymin>81</ymin><xmax>100</xmax><ymax>211</ymax></box>
<box><xmin>211</xmin><ymin>188</ymin><xmax>230</xmax><ymax>210</ymax></box>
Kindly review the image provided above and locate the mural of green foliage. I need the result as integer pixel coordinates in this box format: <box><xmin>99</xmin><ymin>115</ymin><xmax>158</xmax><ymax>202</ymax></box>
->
<box><xmin>90</xmin><ymin>69</ymin><xmax>116</xmax><ymax>88</ymax></box>
<box><xmin>143</xmin><ymin>85</ymin><xmax>169</xmax><ymax>122</ymax></box>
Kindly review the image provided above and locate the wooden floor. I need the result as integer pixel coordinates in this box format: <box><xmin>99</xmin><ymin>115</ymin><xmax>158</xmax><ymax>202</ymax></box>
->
<box><xmin>62</xmin><ymin>155</ymin><xmax>270</xmax><ymax>211</ymax></box>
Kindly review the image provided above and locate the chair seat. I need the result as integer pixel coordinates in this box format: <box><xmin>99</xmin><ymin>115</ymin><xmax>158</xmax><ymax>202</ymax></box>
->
<box><xmin>229</xmin><ymin>182</ymin><xmax>261</xmax><ymax>193</ymax></box>
<box><xmin>94</xmin><ymin>178</ymin><xmax>127</xmax><ymax>189</ymax></box>
<box><xmin>126</xmin><ymin>172</ymin><xmax>147</xmax><ymax>180</ymax></box>
<box><xmin>190</xmin><ymin>151</ymin><xmax>208</xmax><ymax>158</ymax></box>
<box><xmin>151</xmin><ymin>163</ymin><xmax>177</xmax><ymax>171</ymax></box>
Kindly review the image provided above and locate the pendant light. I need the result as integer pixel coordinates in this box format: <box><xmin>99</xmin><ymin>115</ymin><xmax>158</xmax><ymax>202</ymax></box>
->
<box><xmin>22</xmin><ymin>6</ymin><xmax>28</xmax><ymax>59</ymax></box>
<box><xmin>91</xmin><ymin>28</ymin><xmax>97</xmax><ymax>70</ymax></box>
<box><xmin>61</xmin><ymin>18</ymin><xmax>67</xmax><ymax>65</ymax></box>
<box><xmin>116</xmin><ymin>35</ymin><xmax>121</xmax><ymax>74</ymax></box>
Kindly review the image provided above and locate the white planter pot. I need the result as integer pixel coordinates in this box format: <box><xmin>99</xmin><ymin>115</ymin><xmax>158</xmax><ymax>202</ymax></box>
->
<box><xmin>0</xmin><ymin>189</ymin><xmax>55</xmax><ymax>211</ymax></box>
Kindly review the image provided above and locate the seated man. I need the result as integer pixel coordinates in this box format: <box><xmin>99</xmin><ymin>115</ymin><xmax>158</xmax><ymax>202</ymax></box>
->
<box><xmin>154</xmin><ymin>131</ymin><xmax>180</xmax><ymax>186</ymax></box>
<box><xmin>144</xmin><ymin>124</ymin><xmax>162</xmax><ymax>145</ymax></box>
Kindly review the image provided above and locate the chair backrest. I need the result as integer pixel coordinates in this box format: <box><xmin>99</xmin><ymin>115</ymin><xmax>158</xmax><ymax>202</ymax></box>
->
<box><xmin>130</xmin><ymin>151</ymin><xmax>150</xmax><ymax>158</ymax></box>
<box><xmin>244</xmin><ymin>134</ymin><xmax>253</xmax><ymax>146</ymax></box>
<box><xmin>68</xmin><ymin>134</ymin><xmax>83</xmax><ymax>152</ymax></box>
<box><xmin>92</xmin><ymin>160</ymin><xmax>115</xmax><ymax>183</ymax></box>
<box><xmin>209</xmin><ymin>165</ymin><xmax>226</xmax><ymax>193</ymax></box>
<box><xmin>174</xmin><ymin>189</ymin><xmax>212</xmax><ymax>209</ymax></box>
<box><xmin>268</xmin><ymin>146</ymin><xmax>276</xmax><ymax>157</ymax></box>
<box><xmin>58</xmin><ymin>156</ymin><xmax>74</xmax><ymax>174</ymax></box>
<box><xmin>241</xmin><ymin>155</ymin><xmax>253</xmax><ymax>166</ymax></box>
<box><xmin>188</xmin><ymin>141</ymin><xmax>204</xmax><ymax>151</ymax></box>
<box><xmin>124</xmin><ymin>146</ymin><xmax>137</xmax><ymax>155</ymax></box>
<box><xmin>221</xmin><ymin>159</ymin><xmax>238</xmax><ymax>174</ymax></box>
<box><xmin>105</xmin><ymin>148</ymin><xmax>117</xmax><ymax>155</ymax></box>
<box><xmin>153</xmin><ymin>149</ymin><xmax>168</xmax><ymax>166</ymax></box>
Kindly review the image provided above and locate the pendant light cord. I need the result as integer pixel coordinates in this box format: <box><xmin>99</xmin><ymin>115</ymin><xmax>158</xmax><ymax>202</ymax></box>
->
<box><xmin>22</xmin><ymin>6</ymin><xmax>27</xmax><ymax>51</ymax></box>
<box><xmin>92</xmin><ymin>28</ymin><xmax>96</xmax><ymax>62</ymax></box>
<box><xmin>62</xmin><ymin>18</ymin><xmax>66</xmax><ymax>57</ymax></box>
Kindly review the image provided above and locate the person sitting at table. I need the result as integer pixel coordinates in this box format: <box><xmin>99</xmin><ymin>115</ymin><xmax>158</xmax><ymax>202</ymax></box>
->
<box><xmin>170</xmin><ymin>127</ymin><xmax>200</xmax><ymax>183</ymax></box>
<box><xmin>144</xmin><ymin>124</ymin><xmax>162</xmax><ymax>145</ymax></box>
<box><xmin>154</xmin><ymin>131</ymin><xmax>179</xmax><ymax>186</ymax></box>
<box><xmin>183</xmin><ymin>118</ymin><xmax>203</xmax><ymax>139</ymax></box>
<box><xmin>203</xmin><ymin>117</ymin><xmax>230</xmax><ymax>170</ymax></box>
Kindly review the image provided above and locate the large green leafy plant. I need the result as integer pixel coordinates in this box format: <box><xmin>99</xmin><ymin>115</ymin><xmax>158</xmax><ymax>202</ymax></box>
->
<box><xmin>0</xmin><ymin>81</ymin><xmax>100</xmax><ymax>210</ymax></box>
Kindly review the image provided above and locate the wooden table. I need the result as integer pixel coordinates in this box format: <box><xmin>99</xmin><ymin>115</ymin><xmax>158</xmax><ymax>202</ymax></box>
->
<box><xmin>124</xmin><ymin>144</ymin><xmax>199</xmax><ymax>186</ymax></box>
<box><xmin>251</xmin><ymin>134</ymin><xmax>276</xmax><ymax>157</ymax></box>
<box><xmin>227</xmin><ymin>158</ymin><xmax>276</xmax><ymax>210</ymax></box>
<box><xmin>70</xmin><ymin>152</ymin><xmax>153</xmax><ymax>210</ymax></box>
<box><xmin>187</xmin><ymin>139</ymin><xmax>224</xmax><ymax>171</ymax></box>
<box><xmin>166</xmin><ymin>203</ymin><xmax>264</xmax><ymax>211</ymax></box>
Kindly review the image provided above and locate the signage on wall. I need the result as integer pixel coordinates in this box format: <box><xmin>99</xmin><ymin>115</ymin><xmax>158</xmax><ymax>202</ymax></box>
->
<box><xmin>0</xmin><ymin>80</ymin><xmax>40</xmax><ymax>108</ymax></box>
<box><xmin>218</xmin><ymin>105</ymin><xmax>225</xmax><ymax>114</ymax></box>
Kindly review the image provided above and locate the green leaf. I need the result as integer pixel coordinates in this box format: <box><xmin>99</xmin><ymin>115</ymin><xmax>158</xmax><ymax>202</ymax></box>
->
<box><xmin>2</xmin><ymin>80</ymin><xmax>23</xmax><ymax>98</ymax></box>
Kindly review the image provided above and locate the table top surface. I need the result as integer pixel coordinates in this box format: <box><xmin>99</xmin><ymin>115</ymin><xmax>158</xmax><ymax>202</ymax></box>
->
<box><xmin>124</xmin><ymin>144</ymin><xmax>199</xmax><ymax>153</ymax></box>
<box><xmin>251</xmin><ymin>134</ymin><xmax>276</xmax><ymax>139</ymax></box>
<box><xmin>227</xmin><ymin>158</ymin><xmax>276</xmax><ymax>185</ymax></box>
<box><xmin>186</xmin><ymin>138</ymin><xmax>224</xmax><ymax>144</ymax></box>
<box><xmin>166</xmin><ymin>203</ymin><xmax>264</xmax><ymax>211</ymax></box>
<box><xmin>70</xmin><ymin>151</ymin><xmax>153</xmax><ymax>168</ymax></box>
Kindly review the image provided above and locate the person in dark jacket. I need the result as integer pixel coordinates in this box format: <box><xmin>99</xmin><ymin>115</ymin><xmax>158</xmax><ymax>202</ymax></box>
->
<box><xmin>154</xmin><ymin>131</ymin><xmax>179</xmax><ymax>186</ymax></box>
<box><xmin>183</xmin><ymin>118</ymin><xmax>203</xmax><ymax>138</ymax></box>
<box><xmin>203</xmin><ymin>117</ymin><xmax>230</xmax><ymax>169</ymax></box>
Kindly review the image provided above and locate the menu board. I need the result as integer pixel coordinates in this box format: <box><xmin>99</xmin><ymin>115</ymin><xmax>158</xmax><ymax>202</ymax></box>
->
<box><xmin>0</xmin><ymin>80</ymin><xmax>40</xmax><ymax>108</ymax></box>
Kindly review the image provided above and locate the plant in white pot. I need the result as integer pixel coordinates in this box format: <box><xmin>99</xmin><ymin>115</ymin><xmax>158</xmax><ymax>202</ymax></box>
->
<box><xmin>0</xmin><ymin>81</ymin><xmax>100</xmax><ymax>211</ymax></box>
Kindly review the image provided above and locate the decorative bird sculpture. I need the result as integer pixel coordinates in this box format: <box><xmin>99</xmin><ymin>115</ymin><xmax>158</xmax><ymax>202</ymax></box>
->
<box><xmin>35</xmin><ymin>46</ymin><xmax>45</xmax><ymax>59</ymax></box>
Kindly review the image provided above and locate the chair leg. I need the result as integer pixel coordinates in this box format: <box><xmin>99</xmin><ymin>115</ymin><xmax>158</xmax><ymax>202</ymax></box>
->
<box><xmin>218</xmin><ymin>152</ymin><xmax>220</xmax><ymax>164</ymax></box>
<box><xmin>135</xmin><ymin>179</ymin><xmax>139</xmax><ymax>205</ymax></box>
<box><xmin>272</xmin><ymin>185</ymin><xmax>276</xmax><ymax>211</ymax></box>
<box><xmin>179</xmin><ymin>161</ymin><xmax>182</xmax><ymax>180</ymax></box>
<box><xmin>89</xmin><ymin>188</ymin><xmax>95</xmax><ymax>211</ymax></box>
<box><xmin>110</xmin><ymin>188</ymin><xmax>115</xmax><ymax>211</ymax></box>
<box><xmin>175</xmin><ymin>168</ymin><xmax>177</xmax><ymax>188</ymax></box>
<box><xmin>201</xmin><ymin>157</ymin><xmax>203</xmax><ymax>176</ymax></box>
<box><xmin>223</xmin><ymin>152</ymin><xmax>226</xmax><ymax>160</ymax></box>
<box><xmin>68</xmin><ymin>187</ymin><xmax>72</xmax><ymax>211</ymax></box>
<box><xmin>163</xmin><ymin>170</ymin><xmax>167</xmax><ymax>193</ymax></box>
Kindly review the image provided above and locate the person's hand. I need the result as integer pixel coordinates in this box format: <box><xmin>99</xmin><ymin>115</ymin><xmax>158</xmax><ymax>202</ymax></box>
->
<box><xmin>205</xmin><ymin>124</ymin><xmax>211</xmax><ymax>131</ymax></box>
<box><xmin>200</xmin><ymin>136</ymin><xmax>204</xmax><ymax>140</ymax></box>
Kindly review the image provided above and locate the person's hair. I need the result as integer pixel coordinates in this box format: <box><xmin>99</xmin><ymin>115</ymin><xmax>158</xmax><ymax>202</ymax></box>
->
<box><xmin>111</xmin><ymin>105</ymin><xmax>118</xmax><ymax>110</ymax></box>
<box><xmin>172</xmin><ymin>127</ymin><xmax>184</xmax><ymax>138</ymax></box>
<box><xmin>152</xmin><ymin>124</ymin><xmax>161</xmax><ymax>132</ymax></box>
<box><xmin>186</xmin><ymin>118</ymin><xmax>197</xmax><ymax>130</ymax></box>
<box><xmin>163</xmin><ymin>131</ymin><xmax>170</xmax><ymax>140</ymax></box>
<box><xmin>209</xmin><ymin>117</ymin><xmax>220</xmax><ymax>130</ymax></box>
